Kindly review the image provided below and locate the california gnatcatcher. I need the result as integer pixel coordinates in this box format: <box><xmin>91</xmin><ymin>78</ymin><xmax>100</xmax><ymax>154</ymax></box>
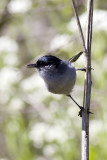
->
<box><xmin>27</xmin><ymin>52</ymin><xmax>86</xmax><ymax>116</ymax></box>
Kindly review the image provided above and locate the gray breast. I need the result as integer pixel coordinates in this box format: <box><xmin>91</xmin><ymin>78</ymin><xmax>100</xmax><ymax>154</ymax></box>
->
<box><xmin>38</xmin><ymin>61</ymin><xmax>76</xmax><ymax>95</ymax></box>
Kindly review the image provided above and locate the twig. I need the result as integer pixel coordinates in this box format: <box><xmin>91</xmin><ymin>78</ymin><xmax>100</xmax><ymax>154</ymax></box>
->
<box><xmin>82</xmin><ymin>1</ymin><xmax>93</xmax><ymax>160</ymax></box>
<box><xmin>71</xmin><ymin>0</ymin><xmax>87</xmax><ymax>54</ymax></box>
<box><xmin>71</xmin><ymin>0</ymin><xmax>93</xmax><ymax>160</ymax></box>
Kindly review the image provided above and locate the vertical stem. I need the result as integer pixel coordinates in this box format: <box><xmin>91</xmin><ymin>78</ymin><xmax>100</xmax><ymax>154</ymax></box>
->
<box><xmin>71</xmin><ymin>0</ymin><xmax>94</xmax><ymax>160</ymax></box>
<box><xmin>82</xmin><ymin>0</ymin><xmax>93</xmax><ymax>160</ymax></box>
<box><xmin>71</xmin><ymin>0</ymin><xmax>87</xmax><ymax>53</ymax></box>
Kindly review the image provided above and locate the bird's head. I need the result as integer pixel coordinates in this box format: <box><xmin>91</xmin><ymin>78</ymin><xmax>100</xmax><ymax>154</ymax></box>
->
<box><xmin>27</xmin><ymin>55</ymin><xmax>61</xmax><ymax>70</ymax></box>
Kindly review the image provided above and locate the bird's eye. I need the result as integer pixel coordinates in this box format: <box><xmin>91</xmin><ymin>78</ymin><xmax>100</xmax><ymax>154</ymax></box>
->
<box><xmin>37</xmin><ymin>61</ymin><xmax>47</xmax><ymax>67</ymax></box>
<box><xmin>39</xmin><ymin>61</ymin><xmax>43</xmax><ymax>65</ymax></box>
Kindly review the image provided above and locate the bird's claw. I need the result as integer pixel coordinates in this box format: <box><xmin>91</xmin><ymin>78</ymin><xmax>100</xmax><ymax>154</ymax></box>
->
<box><xmin>76</xmin><ymin>66</ymin><xmax>94</xmax><ymax>72</ymax></box>
<box><xmin>78</xmin><ymin>106</ymin><xmax>84</xmax><ymax>117</ymax></box>
<box><xmin>78</xmin><ymin>107</ymin><xmax>93</xmax><ymax>117</ymax></box>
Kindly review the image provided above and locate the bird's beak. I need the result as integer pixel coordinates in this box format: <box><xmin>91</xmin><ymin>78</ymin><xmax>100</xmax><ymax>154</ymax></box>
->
<box><xmin>27</xmin><ymin>63</ymin><xmax>37</xmax><ymax>68</ymax></box>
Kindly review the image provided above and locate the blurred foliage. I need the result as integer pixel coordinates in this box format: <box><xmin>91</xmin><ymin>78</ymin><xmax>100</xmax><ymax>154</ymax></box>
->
<box><xmin>0</xmin><ymin>0</ymin><xmax>107</xmax><ymax>160</ymax></box>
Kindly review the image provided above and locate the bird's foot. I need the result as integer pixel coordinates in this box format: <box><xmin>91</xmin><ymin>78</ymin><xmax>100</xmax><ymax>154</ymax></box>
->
<box><xmin>78</xmin><ymin>107</ymin><xmax>93</xmax><ymax>117</ymax></box>
<box><xmin>78</xmin><ymin>106</ymin><xmax>84</xmax><ymax>117</ymax></box>
<box><xmin>76</xmin><ymin>66</ymin><xmax>94</xmax><ymax>72</ymax></box>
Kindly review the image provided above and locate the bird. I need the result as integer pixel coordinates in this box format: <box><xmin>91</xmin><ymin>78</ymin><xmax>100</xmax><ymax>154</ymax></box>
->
<box><xmin>27</xmin><ymin>52</ymin><xmax>85</xmax><ymax>116</ymax></box>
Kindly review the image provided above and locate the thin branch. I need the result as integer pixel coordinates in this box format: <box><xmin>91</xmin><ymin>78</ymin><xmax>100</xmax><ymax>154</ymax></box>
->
<box><xmin>71</xmin><ymin>0</ymin><xmax>87</xmax><ymax>54</ymax></box>
<box><xmin>71</xmin><ymin>0</ymin><xmax>94</xmax><ymax>160</ymax></box>
<box><xmin>84</xmin><ymin>0</ymin><xmax>93</xmax><ymax>129</ymax></box>
<box><xmin>82</xmin><ymin>0</ymin><xmax>94</xmax><ymax>160</ymax></box>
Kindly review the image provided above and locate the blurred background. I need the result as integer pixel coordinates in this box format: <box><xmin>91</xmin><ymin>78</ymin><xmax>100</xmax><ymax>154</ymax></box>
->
<box><xmin>0</xmin><ymin>0</ymin><xmax>107</xmax><ymax>160</ymax></box>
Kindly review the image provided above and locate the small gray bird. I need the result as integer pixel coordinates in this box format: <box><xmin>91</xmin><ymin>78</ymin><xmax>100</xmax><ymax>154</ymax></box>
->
<box><xmin>27</xmin><ymin>52</ymin><xmax>85</xmax><ymax>116</ymax></box>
